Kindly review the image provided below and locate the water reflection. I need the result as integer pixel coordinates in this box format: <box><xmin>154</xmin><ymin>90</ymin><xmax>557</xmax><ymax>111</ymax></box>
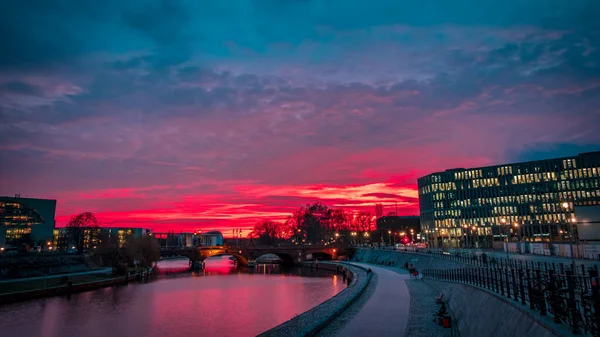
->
<box><xmin>0</xmin><ymin>256</ymin><xmax>343</xmax><ymax>337</ymax></box>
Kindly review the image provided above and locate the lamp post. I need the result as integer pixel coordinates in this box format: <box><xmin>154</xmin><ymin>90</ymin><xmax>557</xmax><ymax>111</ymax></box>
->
<box><xmin>514</xmin><ymin>222</ymin><xmax>521</xmax><ymax>253</ymax></box>
<box><xmin>388</xmin><ymin>230</ymin><xmax>392</xmax><ymax>246</ymax></box>
<box><xmin>562</xmin><ymin>202</ymin><xmax>577</xmax><ymax>267</ymax></box>
<box><xmin>500</xmin><ymin>217</ymin><xmax>509</xmax><ymax>259</ymax></box>
<box><xmin>462</xmin><ymin>224</ymin><xmax>469</xmax><ymax>249</ymax></box>
<box><xmin>410</xmin><ymin>229</ymin><xmax>415</xmax><ymax>243</ymax></box>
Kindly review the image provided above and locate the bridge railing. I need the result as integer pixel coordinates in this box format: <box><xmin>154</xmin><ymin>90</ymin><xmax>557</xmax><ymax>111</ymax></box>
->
<box><xmin>422</xmin><ymin>263</ymin><xmax>600</xmax><ymax>335</ymax></box>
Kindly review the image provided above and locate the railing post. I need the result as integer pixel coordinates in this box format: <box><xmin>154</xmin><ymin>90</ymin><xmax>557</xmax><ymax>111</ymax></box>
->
<box><xmin>526</xmin><ymin>268</ymin><xmax>535</xmax><ymax>310</ymax></box>
<box><xmin>589</xmin><ymin>269</ymin><xmax>600</xmax><ymax>335</ymax></box>
<box><xmin>481</xmin><ymin>267</ymin><xmax>486</xmax><ymax>288</ymax></box>
<box><xmin>519</xmin><ymin>268</ymin><xmax>526</xmax><ymax>305</ymax></box>
<box><xmin>536</xmin><ymin>269</ymin><xmax>547</xmax><ymax>316</ymax></box>
<box><xmin>548</xmin><ymin>270</ymin><xmax>562</xmax><ymax>323</ymax></box>
<box><xmin>499</xmin><ymin>267</ymin><xmax>505</xmax><ymax>296</ymax></box>
<box><xmin>505</xmin><ymin>268</ymin><xmax>511</xmax><ymax>299</ymax></box>
<box><xmin>566</xmin><ymin>270</ymin><xmax>581</xmax><ymax>334</ymax></box>
<box><xmin>511</xmin><ymin>268</ymin><xmax>518</xmax><ymax>301</ymax></box>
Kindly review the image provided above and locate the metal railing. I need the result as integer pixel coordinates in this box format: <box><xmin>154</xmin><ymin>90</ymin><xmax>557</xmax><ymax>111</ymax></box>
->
<box><xmin>408</xmin><ymin>248</ymin><xmax>599</xmax><ymax>273</ymax></box>
<box><xmin>422</xmin><ymin>264</ymin><xmax>600</xmax><ymax>336</ymax></box>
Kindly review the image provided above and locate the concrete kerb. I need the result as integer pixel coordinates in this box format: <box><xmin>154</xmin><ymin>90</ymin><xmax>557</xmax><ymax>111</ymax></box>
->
<box><xmin>422</xmin><ymin>278</ymin><xmax>571</xmax><ymax>337</ymax></box>
<box><xmin>258</xmin><ymin>262</ymin><xmax>373</xmax><ymax>337</ymax></box>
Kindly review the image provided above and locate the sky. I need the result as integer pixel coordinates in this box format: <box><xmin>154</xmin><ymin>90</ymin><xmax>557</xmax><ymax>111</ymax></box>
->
<box><xmin>1</xmin><ymin>1</ymin><xmax>600</xmax><ymax>235</ymax></box>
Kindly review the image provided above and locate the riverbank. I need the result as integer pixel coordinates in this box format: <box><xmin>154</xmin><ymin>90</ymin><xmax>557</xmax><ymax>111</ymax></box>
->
<box><xmin>0</xmin><ymin>254</ymin><xmax>99</xmax><ymax>279</ymax></box>
<box><xmin>0</xmin><ymin>268</ymin><xmax>151</xmax><ymax>305</ymax></box>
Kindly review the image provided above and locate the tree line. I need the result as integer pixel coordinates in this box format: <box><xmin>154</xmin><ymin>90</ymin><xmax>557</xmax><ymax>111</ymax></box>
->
<box><xmin>66</xmin><ymin>212</ymin><xmax>160</xmax><ymax>272</ymax></box>
<box><xmin>249</xmin><ymin>202</ymin><xmax>376</xmax><ymax>245</ymax></box>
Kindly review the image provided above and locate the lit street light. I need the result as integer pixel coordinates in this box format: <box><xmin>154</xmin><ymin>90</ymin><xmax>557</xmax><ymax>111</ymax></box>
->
<box><xmin>562</xmin><ymin>202</ymin><xmax>577</xmax><ymax>268</ymax></box>
<box><xmin>500</xmin><ymin>217</ymin><xmax>509</xmax><ymax>259</ymax></box>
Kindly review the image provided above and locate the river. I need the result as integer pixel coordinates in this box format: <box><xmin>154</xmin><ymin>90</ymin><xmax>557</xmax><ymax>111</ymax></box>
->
<box><xmin>0</xmin><ymin>256</ymin><xmax>344</xmax><ymax>337</ymax></box>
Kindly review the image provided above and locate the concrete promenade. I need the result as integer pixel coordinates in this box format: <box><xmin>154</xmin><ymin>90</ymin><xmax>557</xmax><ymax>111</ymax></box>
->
<box><xmin>335</xmin><ymin>262</ymin><xmax>410</xmax><ymax>337</ymax></box>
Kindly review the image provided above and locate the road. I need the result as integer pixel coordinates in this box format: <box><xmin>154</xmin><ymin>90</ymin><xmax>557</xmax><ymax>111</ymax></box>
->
<box><xmin>335</xmin><ymin>262</ymin><xmax>410</xmax><ymax>337</ymax></box>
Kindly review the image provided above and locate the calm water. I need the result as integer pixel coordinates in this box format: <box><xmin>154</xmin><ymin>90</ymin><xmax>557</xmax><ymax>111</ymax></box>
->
<box><xmin>0</xmin><ymin>256</ymin><xmax>343</xmax><ymax>337</ymax></box>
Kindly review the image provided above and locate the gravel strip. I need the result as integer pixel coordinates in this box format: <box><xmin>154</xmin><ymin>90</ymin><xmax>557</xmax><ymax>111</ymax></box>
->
<box><xmin>314</xmin><ymin>272</ymin><xmax>379</xmax><ymax>337</ymax></box>
<box><xmin>404</xmin><ymin>279</ymin><xmax>455</xmax><ymax>337</ymax></box>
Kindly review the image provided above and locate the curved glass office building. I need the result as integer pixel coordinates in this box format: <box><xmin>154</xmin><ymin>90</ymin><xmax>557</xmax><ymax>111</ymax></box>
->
<box><xmin>417</xmin><ymin>151</ymin><xmax>600</xmax><ymax>248</ymax></box>
<box><xmin>0</xmin><ymin>196</ymin><xmax>56</xmax><ymax>248</ymax></box>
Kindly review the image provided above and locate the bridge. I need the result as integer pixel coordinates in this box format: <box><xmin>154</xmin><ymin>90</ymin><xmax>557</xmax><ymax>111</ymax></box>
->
<box><xmin>159</xmin><ymin>244</ymin><xmax>353</xmax><ymax>266</ymax></box>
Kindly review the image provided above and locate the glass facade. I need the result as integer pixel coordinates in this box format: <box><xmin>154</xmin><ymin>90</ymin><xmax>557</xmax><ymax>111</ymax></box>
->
<box><xmin>418</xmin><ymin>151</ymin><xmax>600</xmax><ymax>248</ymax></box>
<box><xmin>0</xmin><ymin>201</ymin><xmax>44</xmax><ymax>227</ymax></box>
<box><xmin>0</xmin><ymin>200</ymin><xmax>46</xmax><ymax>247</ymax></box>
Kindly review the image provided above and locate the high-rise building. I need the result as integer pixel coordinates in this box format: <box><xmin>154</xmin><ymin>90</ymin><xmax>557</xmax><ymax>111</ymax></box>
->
<box><xmin>417</xmin><ymin>151</ymin><xmax>600</xmax><ymax>248</ymax></box>
<box><xmin>0</xmin><ymin>196</ymin><xmax>56</xmax><ymax>248</ymax></box>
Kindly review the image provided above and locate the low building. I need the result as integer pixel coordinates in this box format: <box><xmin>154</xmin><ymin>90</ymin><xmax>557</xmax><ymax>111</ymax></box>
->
<box><xmin>375</xmin><ymin>216</ymin><xmax>421</xmax><ymax>243</ymax></box>
<box><xmin>198</xmin><ymin>231</ymin><xmax>223</xmax><ymax>246</ymax></box>
<box><xmin>52</xmin><ymin>227</ymin><xmax>152</xmax><ymax>251</ymax></box>
<box><xmin>0</xmin><ymin>196</ymin><xmax>56</xmax><ymax>249</ymax></box>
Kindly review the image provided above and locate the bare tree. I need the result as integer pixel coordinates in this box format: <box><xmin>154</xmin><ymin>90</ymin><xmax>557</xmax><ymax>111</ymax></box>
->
<box><xmin>66</xmin><ymin>212</ymin><xmax>99</xmax><ymax>254</ymax></box>
<box><xmin>124</xmin><ymin>235</ymin><xmax>160</xmax><ymax>269</ymax></box>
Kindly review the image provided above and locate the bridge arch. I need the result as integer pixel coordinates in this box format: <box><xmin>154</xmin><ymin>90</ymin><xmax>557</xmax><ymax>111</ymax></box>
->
<box><xmin>254</xmin><ymin>253</ymin><xmax>296</xmax><ymax>265</ymax></box>
<box><xmin>309</xmin><ymin>252</ymin><xmax>333</xmax><ymax>261</ymax></box>
<box><xmin>210</xmin><ymin>253</ymin><xmax>249</xmax><ymax>266</ymax></box>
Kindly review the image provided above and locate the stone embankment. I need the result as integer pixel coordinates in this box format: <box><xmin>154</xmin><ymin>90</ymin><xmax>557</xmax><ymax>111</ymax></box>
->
<box><xmin>258</xmin><ymin>262</ymin><xmax>372</xmax><ymax>337</ymax></box>
<box><xmin>0</xmin><ymin>269</ymin><xmax>151</xmax><ymax>305</ymax></box>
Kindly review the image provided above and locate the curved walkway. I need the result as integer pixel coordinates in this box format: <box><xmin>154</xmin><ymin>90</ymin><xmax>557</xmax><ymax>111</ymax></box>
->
<box><xmin>335</xmin><ymin>262</ymin><xmax>410</xmax><ymax>336</ymax></box>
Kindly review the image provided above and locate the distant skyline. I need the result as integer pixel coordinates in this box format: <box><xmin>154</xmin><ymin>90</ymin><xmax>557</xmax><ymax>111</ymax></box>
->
<box><xmin>1</xmin><ymin>1</ymin><xmax>599</xmax><ymax>233</ymax></box>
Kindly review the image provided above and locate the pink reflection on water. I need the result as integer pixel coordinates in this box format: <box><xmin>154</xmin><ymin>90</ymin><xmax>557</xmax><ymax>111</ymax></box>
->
<box><xmin>0</xmin><ymin>256</ymin><xmax>344</xmax><ymax>337</ymax></box>
<box><xmin>203</xmin><ymin>255</ymin><xmax>237</xmax><ymax>275</ymax></box>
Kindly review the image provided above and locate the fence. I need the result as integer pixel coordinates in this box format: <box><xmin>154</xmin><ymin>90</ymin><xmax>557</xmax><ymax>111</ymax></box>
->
<box><xmin>414</xmin><ymin>248</ymin><xmax>600</xmax><ymax>274</ymax></box>
<box><xmin>422</xmin><ymin>263</ymin><xmax>600</xmax><ymax>336</ymax></box>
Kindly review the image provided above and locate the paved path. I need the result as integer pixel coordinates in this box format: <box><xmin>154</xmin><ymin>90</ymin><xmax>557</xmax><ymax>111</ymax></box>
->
<box><xmin>335</xmin><ymin>262</ymin><xmax>410</xmax><ymax>337</ymax></box>
<box><xmin>0</xmin><ymin>268</ymin><xmax>112</xmax><ymax>284</ymax></box>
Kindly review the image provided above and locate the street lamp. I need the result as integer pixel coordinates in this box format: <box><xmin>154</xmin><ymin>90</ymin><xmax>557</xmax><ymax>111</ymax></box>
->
<box><xmin>514</xmin><ymin>222</ymin><xmax>521</xmax><ymax>253</ymax></box>
<box><xmin>500</xmin><ymin>217</ymin><xmax>509</xmax><ymax>259</ymax></box>
<box><xmin>562</xmin><ymin>202</ymin><xmax>577</xmax><ymax>267</ymax></box>
<box><xmin>388</xmin><ymin>230</ymin><xmax>392</xmax><ymax>246</ymax></box>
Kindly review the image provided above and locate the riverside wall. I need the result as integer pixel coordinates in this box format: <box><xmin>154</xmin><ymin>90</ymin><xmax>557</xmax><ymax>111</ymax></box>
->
<box><xmin>0</xmin><ymin>269</ymin><xmax>150</xmax><ymax>305</ymax></box>
<box><xmin>258</xmin><ymin>262</ymin><xmax>372</xmax><ymax>337</ymax></box>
